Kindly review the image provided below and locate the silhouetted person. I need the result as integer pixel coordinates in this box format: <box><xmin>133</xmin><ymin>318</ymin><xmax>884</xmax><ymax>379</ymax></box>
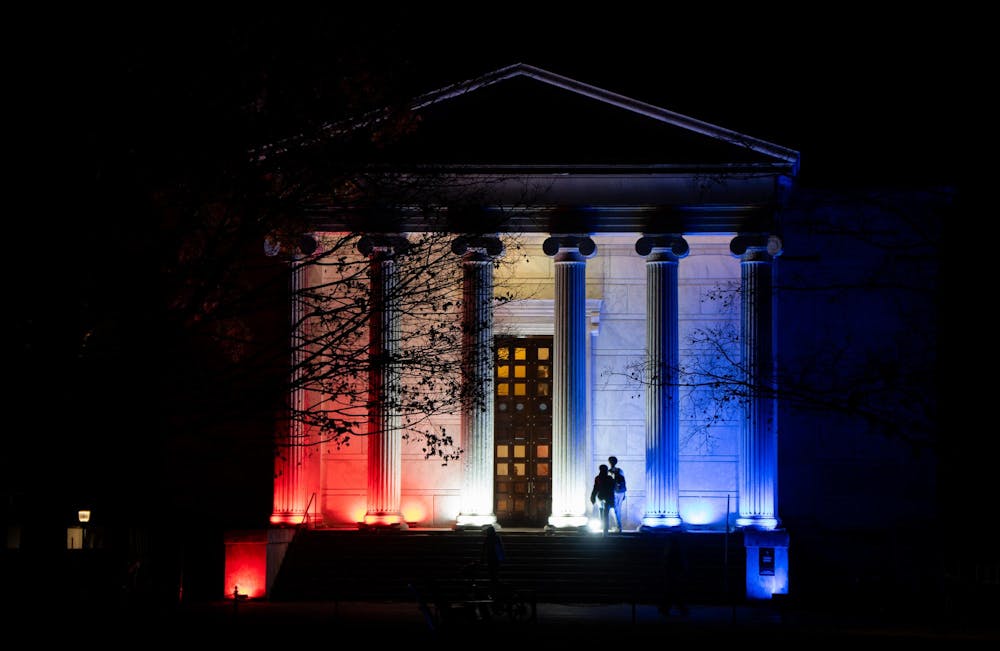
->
<box><xmin>590</xmin><ymin>463</ymin><xmax>616</xmax><ymax>535</ymax></box>
<box><xmin>481</xmin><ymin>525</ymin><xmax>505</xmax><ymax>595</ymax></box>
<box><xmin>608</xmin><ymin>456</ymin><xmax>626</xmax><ymax>532</ymax></box>
<box><xmin>658</xmin><ymin>531</ymin><xmax>690</xmax><ymax>617</ymax></box>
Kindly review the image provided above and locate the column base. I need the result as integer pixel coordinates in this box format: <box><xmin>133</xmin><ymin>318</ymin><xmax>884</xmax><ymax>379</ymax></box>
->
<box><xmin>641</xmin><ymin>515</ymin><xmax>683</xmax><ymax>529</ymax></box>
<box><xmin>358</xmin><ymin>522</ymin><xmax>409</xmax><ymax>531</ymax></box>
<box><xmin>736</xmin><ymin>516</ymin><xmax>780</xmax><ymax>530</ymax></box>
<box><xmin>454</xmin><ymin>514</ymin><xmax>498</xmax><ymax>530</ymax></box>
<box><xmin>269</xmin><ymin>513</ymin><xmax>309</xmax><ymax>526</ymax></box>
<box><xmin>360</xmin><ymin>513</ymin><xmax>408</xmax><ymax>530</ymax></box>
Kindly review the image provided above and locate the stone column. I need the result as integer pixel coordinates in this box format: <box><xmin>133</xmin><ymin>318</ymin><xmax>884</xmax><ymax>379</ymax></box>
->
<box><xmin>636</xmin><ymin>235</ymin><xmax>689</xmax><ymax>529</ymax></box>
<box><xmin>543</xmin><ymin>235</ymin><xmax>596</xmax><ymax>529</ymax></box>
<box><xmin>359</xmin><ymin>234</ymin><xmax>410</xmax><ymax>528</ymax></box>
<box><xmin>269</xmin><ymin>234</ymin><xmax>318</xmax><ymax>526</ymax></box>
<box><xmin>731</xmin><ymin>234</ymin><xmax>782</xmax><ymax>529</ymax></box>
<box><xmin>453</xmin><ymin>235</ymin><xmax>504</xmax><ymax>529</ymax></box>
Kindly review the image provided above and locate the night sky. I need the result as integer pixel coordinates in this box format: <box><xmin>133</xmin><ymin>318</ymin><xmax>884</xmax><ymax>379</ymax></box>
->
<box><xmin>7</xmin><ymin>10</ymin><xmax>968</xmax><ymax>535</ymax></box>
<box><xmin>13</xmin><ymin>10</ymin><xmax>966</xmax><ymax>185</ymax></box>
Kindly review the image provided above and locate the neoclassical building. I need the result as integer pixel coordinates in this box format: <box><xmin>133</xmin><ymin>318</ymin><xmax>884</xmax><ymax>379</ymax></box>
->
<box><xmin>268</xmin><ymin>64</ymin><xmax>797</xmax><ymax>547</ymax></box>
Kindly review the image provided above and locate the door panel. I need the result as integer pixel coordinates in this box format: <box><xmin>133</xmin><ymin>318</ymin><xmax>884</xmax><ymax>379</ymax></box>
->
<box><xmin>494</xmin><ymin>336</ymin><xmax>553</xmax><ymax>527</ymax></box>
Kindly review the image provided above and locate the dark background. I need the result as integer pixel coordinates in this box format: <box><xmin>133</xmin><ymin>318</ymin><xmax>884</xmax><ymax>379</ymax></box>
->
<box><xmin>5</xmin><ymin>9</ymin><xmax>973</xmax><ymax>602</ymax></box>
<box><xmin>12</xmin><ymin>9</ymin><xmax>968</xmax><ymax>185</ymax></box>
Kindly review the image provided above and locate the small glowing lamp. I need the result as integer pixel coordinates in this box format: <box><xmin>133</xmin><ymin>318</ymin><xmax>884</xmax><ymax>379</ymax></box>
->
<box><xmin>78</xmin><ymin>510</ymin><xmax>91</xmax><ymax>524</ymax></box>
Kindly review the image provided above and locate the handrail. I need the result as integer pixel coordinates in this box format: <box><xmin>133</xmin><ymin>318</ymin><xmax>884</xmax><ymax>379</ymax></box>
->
<box><xmin>724</xmin><ymin>493</ymin><xmax>730</xmax><ymax>596</ymax></box>
<box><xmin>301</xmin><ymin>492</ymin><xmax>317</xmax><ymax>529</ymax></box>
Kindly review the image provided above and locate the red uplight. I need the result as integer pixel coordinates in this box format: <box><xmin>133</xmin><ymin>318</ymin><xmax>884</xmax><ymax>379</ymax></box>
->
<box><xmin>224</xmin><ymin>531</ymin><xmax>267</xmax><ymax>599</ymax></box>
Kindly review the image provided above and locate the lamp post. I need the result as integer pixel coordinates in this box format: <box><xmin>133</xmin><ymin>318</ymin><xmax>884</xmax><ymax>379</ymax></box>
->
<box><xmin>78</xmin><ymin>510</ymin><xmax>90</xmax><ymax>549</ymax></box>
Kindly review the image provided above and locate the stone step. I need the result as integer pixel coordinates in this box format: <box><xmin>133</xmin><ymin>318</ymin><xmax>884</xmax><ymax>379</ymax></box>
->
<box><xmin>270</xmin><ymin>528</ymin><xmax>746</xmax><ymax>604</ymax></box>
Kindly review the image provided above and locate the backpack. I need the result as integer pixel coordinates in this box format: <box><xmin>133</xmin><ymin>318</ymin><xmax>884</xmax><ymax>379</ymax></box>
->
<box><xmin>613</xmin><ymin>468</ymin><xmax>626</xmax><ymax>493</ymax></box>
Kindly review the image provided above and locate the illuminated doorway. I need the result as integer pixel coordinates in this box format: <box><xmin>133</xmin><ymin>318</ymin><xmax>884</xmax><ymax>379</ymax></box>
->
<box><xmin>494</xmin><ymin>336</ymin><xmax>553</xmax><ymax>527</ymax></box>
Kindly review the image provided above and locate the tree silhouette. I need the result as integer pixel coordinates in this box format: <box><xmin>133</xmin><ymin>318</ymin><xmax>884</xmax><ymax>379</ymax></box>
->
<box><xmin>17</xmin><ymin>19</ymin><xmax>531</xmax><ymax>528</ymax></box>
<box><xmin>264</xmin><ymin>226</ymin><xmax>522</xmax><ymax>467</ymax></box>
<box><xmin>602</xmin><ymin>186</ymin><xmax>946</xmax><ymax>454</ymax></box>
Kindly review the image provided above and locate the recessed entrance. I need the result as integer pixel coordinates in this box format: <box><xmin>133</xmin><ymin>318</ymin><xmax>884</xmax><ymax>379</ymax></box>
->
<box><xmin>494</xmin><ymin>335</ymin><xmax>553</xmax><ymax>527</ymax></box>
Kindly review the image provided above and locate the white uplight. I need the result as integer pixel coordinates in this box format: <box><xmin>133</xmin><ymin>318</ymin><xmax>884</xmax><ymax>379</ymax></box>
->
<box><xmin>547</xmin><ymin>515</ymin><xmax>589</xmax><ymax>528</ymax></box>
<box><xmin>641</xmin><ymin>515</ymin><xmax>682</xmax><ymax>528</ymax></box>
<box><xmin>456</xmin><ymin>514</ymin><xmax>498</xmax><ymax>528</ymax></box>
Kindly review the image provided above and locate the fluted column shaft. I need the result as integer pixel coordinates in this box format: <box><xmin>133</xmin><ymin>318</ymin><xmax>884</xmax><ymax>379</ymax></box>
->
<box><xmin>360</xmin><ymin>235</ymin><xmax>408</xmax><ymax>527</ymax></box>
<box><xmin>272</xmin><ymin>254</ymin><xmax>309</xmax><ymax>523</ymax></box>
<box><xmin>637</xmin><ymin>236</ymin><xmax>689</xmax><ymax>529</ymax></box>
<box><xmin>271</xmin><ymin>235</ymin><xmax>318</xmax><ymax>525</ymax></box>
<box><xmin>454</xmin><ymin>236</ymin><xmax>504</xmax><ymax>527</ymax></box>
<box><xmin>544</xmin><ymin>235</ymin><xmax>595</xmax><ymax>528</ymax></box>
<box><xmin>732</xmin><ymin>235</ymin><xmax>782</xmax><ymax>529</ymax></box>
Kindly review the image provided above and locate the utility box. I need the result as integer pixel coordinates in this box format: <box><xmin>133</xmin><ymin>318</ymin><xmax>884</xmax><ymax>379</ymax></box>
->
<box><xmin>744</xmin><ymin>528</ymin><xmax>789</xmax><ymax>600</ymax></box>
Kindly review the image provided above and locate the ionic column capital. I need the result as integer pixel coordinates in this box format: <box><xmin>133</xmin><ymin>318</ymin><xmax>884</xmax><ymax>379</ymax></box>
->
<box><xmin>730</xmin><ymin>234</ymin><xmax>783</xmax><ymax>260</ymax></box>
<box><xmin>451</xmin><ymin>235</ymin><xmax>504</xmax><ymax>260</ymax></box>
<box><xmin>542</xmin><ymin>234</ymin><xmax>597</xmax><ymax>259</ymax></box>
<box><xmin>357</xmin><ymin>234</ymin><xmax>410</xmax><ymax>256</ymax></box>
<box><xmin>635</xmin><ymin>234</ymin><xmax>689</xmax><ymax>259</ymax></box>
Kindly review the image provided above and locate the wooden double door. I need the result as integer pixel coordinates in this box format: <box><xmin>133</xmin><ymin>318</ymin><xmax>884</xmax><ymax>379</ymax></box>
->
<box><xmin>494</xmin><ymin>336</ymin><xmax>553</xmax><ymax>527</ymax></box>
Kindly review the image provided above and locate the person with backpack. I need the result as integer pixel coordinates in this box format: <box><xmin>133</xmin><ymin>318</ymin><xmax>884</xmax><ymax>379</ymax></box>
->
<box><xmin>590</xmin><ymin>464</ymin><xmax>616</xmax><ymax>535</ymax></box>
<box><xmin>608</xmin><ymin>456</ymin><xmax>627</xmax><ymax>532</ymax></box>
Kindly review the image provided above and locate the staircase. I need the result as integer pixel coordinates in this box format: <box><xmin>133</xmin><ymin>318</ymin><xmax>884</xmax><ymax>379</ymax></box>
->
<box><xmin>269</xmin><ymin>528</ymin><xmax>745</xmax><ymax>605</ymax></box>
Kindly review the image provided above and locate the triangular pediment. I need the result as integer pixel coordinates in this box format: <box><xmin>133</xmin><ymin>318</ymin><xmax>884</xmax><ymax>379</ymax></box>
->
<box><xmin>348</xmin><ymin>63</ymin><xmax>799</xmax><ymax>169</ymax></box>
<box><xmin>266</xmin><ymin>64</ymin><xmax>801</xmax><ymax>233</ymax></box>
